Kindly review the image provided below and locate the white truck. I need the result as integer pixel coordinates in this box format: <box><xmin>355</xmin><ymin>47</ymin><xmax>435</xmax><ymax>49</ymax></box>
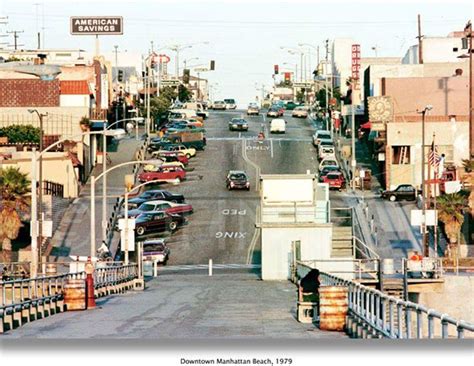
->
<box><xmin>270</xmin><ymin>119</ymin><xmax>286</xmax><ymax>134</ymax></box>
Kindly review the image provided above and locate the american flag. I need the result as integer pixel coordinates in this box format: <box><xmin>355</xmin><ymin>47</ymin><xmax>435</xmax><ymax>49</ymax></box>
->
<box><xmin>428</xmin><ymin>141</ymin><xmax>440</xmax><ymax>167</ymax></box>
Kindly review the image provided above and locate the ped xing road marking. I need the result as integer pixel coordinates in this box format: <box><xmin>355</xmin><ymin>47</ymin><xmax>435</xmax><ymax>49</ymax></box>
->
<box><xmin>241</xmin><ymin>138</ymin><xmax>261</xmax><ymax>192</ymax></box>
<box><xmin>215</xmin><ymin>231</ymin><xmax>247</xmax><ymax>239</ymax></box>
<box><xmin>222</xmin><ymin>209</ymin><xmax>247</xmax><ymax>215</ymax></box>
<box><xmin>206</xmin><ymin>137</ymin><xmax>312</xmax><ymax>142</ymax></box>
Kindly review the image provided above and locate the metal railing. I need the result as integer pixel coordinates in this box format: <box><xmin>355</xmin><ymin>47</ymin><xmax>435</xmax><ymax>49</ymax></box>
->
<box><xmin>318</xmin><ymin>269</ymin><xmax>474</xmax><ymax>339</ymax></box>
<box><xmin>297</xmin><ymin>259</ymin><xmax>379</xmax><ymax>281</ymax></box>
<box><xmin>260</xmin><ymin>204</ymin><xmax>329</xmax><ymax>224</ymax></box>
<box><xmin>43</xmin><ymin>180</ymin><xmax>64</xmax><ymax>198</ymax></box>
<box><xmin>94</xmin><ymin>264</ymin><xmax>138</xmax><ymax>289</ymax></box>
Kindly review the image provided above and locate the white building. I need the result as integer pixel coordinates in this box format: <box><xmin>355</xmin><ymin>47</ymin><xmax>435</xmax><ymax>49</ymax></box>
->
<box><xmin>402</xmin><ymin>31</ymin><xmax>469</xmax><ymax>64</ymax></box>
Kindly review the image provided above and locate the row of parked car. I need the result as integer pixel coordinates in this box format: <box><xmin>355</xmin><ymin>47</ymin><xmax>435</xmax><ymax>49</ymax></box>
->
<box><xmin>312</xmin><ymin>129</ymin><xmax>346</xmax><ymax>191</ymax></box>
<box><xmin>118</xmin><ymin>104</ymin><xmax>210</xmax><ymax>264</ymax></box>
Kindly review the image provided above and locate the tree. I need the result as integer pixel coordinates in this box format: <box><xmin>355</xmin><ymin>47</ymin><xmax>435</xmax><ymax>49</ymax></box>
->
<box><xmin>0</xmin><ymin>167</ymin><xmax>30</xmax><ymax>263</ymax></box>
<box><xmin>437</xmin><ymin>192</ymin><xmax>468</xmax><ymax>258</ymax></box>
<box><xmin>295</xmin><ymin>89</ymin><xmax>306</xmax><ymax>103</ymax></box>
<box><xmin>462</xmin><ymin>159</ymin><xmax>474</xmax><ymax>217</ymax></box>
<box><xmin>178</xmin><ymin>84</ymin><xmax>192</xmax><ymax>102</ymax></box>
<box><xmin>0</xmin><ymin>125</ymin><xmax>40</xmax><ymax>144</ymax></box>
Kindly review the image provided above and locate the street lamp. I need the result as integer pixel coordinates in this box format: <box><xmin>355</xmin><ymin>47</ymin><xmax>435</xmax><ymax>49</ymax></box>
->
<box><xmin>29</xmin><ymin>130</ymin><xmax>117</xmax><ymax>278</ymax></box>
<box><xmin>28</xmin><ymin>109</ymin><xmax>47</xmax><ymax>262</ymax></box>
<box><xmin>168</xmin><ymin>42</ymin><xmax>209</xmax><ymax>78</ymax></box>
<box><xmin>100</xmin><ymin>117</ymin><xmax>145</xmax><ymax>245</ymax></box>
<box><xmin>417</xmin><ymin>104</ymin><xmax>433</xmax><ymax>257</ymax></box>
<box><xmin>299</xmin><ymin>43</ymin><xmax>320</xmax><ymax>81</ymax></box>
<box><xmin>90</xmin><ymin>160</ymin><xmax>155</xmax><ymax>263</ymax></box>
<box><xmin>183</xmin><ymin>57</ymin><xmax>199</xmax><ymax>71</ymax></box>
<box><xmin>283</xmin><ymin>62</ymin><xmax>298</xmax><ymax>82</ymax></box>
<box><xmin>281</xmin><ymin>46</ymin><xmax>305</xmax><ymax>82</ymax></box>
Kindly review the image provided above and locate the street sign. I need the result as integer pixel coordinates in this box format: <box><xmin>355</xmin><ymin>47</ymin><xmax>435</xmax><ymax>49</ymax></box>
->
<box><xmin>161</xmin><ymin>79</ymin><xmax>180</xmax><ymax>87</ymax></box>
<box><xmin>70</xmin><ymin>16</ymin><xmax>123</xmax><ymax>35</ymax></box>
<box><xmin>293</xmin><ymin>82</ymin><xmax>312</xmax><ymax>88</ymax></box>
<box><xmin>410</xmin><ymin>209</ymin><xmax>437</xmax><ymax>226</ymax></box>
<box><xmin>118</xmin><ymin>218</ymin><xmax>136</xmax><ymax>251</ymax></box>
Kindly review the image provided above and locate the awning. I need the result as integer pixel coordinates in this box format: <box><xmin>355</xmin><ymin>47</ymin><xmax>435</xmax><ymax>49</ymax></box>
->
<box><xmin>360</xmin><ymin>121</ymin><xmax>371</xmax><ymax>129</ymax></box>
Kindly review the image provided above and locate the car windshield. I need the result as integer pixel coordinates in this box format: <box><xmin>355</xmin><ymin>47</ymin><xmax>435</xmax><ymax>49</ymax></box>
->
<box><xmin>141</xmin><ymin>191</ymin><xmax>155</xmax><ymax>198</ymax></box>
<box><xmin>139</xmin><ymin>203</ymin><xmax>156</xmax><ymax>211</ymax></box>
<box><xmin>232</xmin><ymin>119</ymin><xmax>245</xmax><ymax>123</ymax></box>
<box><xmin>318</xmin><ymin>133</ymin><xmax>331</xmax><ymax>139</ymax></box>
<box><xmin>224</xmin><ymin>99</ymin><xmax>235</xmax><ymax>103</ymax></box>
<box><xmin>327</xmin><ymin>174</ymin><xmax>340</xmax><ymax>179</ymax></box>
<box><xmin>230</xmin><ymin>173</ymin><xmax>247</xmax><ymax>180</ymax></box>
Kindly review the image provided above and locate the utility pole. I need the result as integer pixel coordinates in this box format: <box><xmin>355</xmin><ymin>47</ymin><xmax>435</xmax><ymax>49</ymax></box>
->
<box><xmin>325</xmin><ymin>39</ymin><xmax>330</xmax><ymax>130</ymax></box>
<box><xmin>417</xmin><ymin>14</ymin><xmax>423</xmax><ymax>64</ymax></box>
<box><xmin>466</xmin><ymin>21</ymin><xmax>473</xmax><ymax>158</ymax></box>
<box><xmin>7</xmin><ymin>30</ymin><xmax>24</xmax><ymax>50</ymax></box>
<box><xmin>351</xmin><ymin>101</ymin><xmax>356</xmax><ymax>190</ymax></box>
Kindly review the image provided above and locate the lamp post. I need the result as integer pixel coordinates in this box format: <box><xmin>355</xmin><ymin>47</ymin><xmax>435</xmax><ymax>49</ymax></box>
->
<box><xmin>29</xmin><ymin>130</ymin><xmax>115</xmax><ymax>278</ymax></box>
<box><xmin>283</xmin><ymin>62</ymin><xmax>298</xmax><ymax>83</ymax></box>
<box><xmin>90</xmin><ymin>160</ymin><xmax>155</xmax><ymax>261</ymax></box>
<box><xmin>28</xmin><ymin>109</ymin><xmax>47</xmax><ymax>262</ymax></box>
<box><xmin>417</xmin><ymin>104</ymin><xmax>433</xmax><ymax>257</ymax></box>
<box><xmin>168</xmin><ymin>42</ymin><xmax>209</xmax><ymax>78</ymax></box>
<box><xmin>281</xmin><ymin>46</ymin><xmax>305</xmax><ymax>82</ymax></box>
<box><xmin>101</xmin><ymin>117</ymin><xmax>144</xmax><ymax>243</ymax></box>
<box><xmin>299</xmin><ymin>43</ymin><xmax>320</xmax><ymax>81</ymax></box>
<box><xmin>183</xmin><ymin>57</ymin><xmax>199</xmax><ymax>72</ymax></box>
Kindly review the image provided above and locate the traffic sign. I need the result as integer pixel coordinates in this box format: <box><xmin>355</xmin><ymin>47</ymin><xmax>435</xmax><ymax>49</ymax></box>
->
<box><xmin>161</xmin><ymin>79</ymin><xmax>180</xmax><ymax>87</ymax></box>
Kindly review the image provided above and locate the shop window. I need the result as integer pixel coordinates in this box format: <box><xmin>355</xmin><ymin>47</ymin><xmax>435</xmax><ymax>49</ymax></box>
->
<box><xmin>392</xmin><ymin>146</ymin><xmax>410</xmax><ymax>165</ymax></box>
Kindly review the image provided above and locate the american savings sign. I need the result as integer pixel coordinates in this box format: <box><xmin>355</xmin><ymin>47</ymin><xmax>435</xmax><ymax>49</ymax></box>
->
<box><xmin>351</xmin><ymin>44</ymin><xmax>361</xmax><ymax>89</ymax></box>
<box><xmin>71</xmin><ymin>16</ymin><xmax>123</xmax><ymax>35</ymax></box>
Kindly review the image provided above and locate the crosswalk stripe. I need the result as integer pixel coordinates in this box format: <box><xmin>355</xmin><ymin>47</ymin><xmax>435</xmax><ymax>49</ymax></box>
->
<box><xmin>156</xmin><ymin>264</ymin><xmax>261</xmax><ymax>271</ymax></box>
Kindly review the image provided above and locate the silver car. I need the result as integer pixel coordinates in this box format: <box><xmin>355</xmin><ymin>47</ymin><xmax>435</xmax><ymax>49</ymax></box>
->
<box><xmin>292</xmin><ymin>106</ymin><xmax>308</xmax><ymax>118</ymax></box>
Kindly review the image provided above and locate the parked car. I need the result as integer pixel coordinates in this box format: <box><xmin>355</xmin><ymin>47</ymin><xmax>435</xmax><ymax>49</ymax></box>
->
<box><xmin>381</xmin><ymin>184</ymin><xmax>419</xmax><ymax>202</ymax></box>
<box><xmin>135</xmin><ymin>211</ymin><xmax>186</xmax><ymax>236</ymax></box>
<box><xmin>152</xmin><ymin>151</ymin><xmax>189</xmax><ymax>165</ymax></box>
<box><xmin>318</xmin><ymin>166</ymin><xmax>342</xmax><ymax>182</ymax></box>
<box><xmin>143</xmin><ymin>161</ymin><xmax>186</xmax><ymax>172</ymax></box>
<box><xmin>226</xmin><ymin>170</ymin><xmax>250</xmax><ymax>190</ymax></box>
<box><xmin>292</xmin><ymin>106</ymin><xmax>308</xmax><ymax>118</ymax></box>
<box><xmin>142</xmin><ymin>239</ymin><xmax>170</xmax><ymax>264</ymax></box>
<box><xmin>319</xmin><ymin>156</ymin><xmax>339</xmax><ymax>172</ymax></box>
<box><xmin>313</xmin><ymin>130</ymin><xmax>332</xmax><ymax>147</ymax></box>
<box><xmin>321</xmin><ymin>172</ymin><xmax>346</xmax><ymax>191</ymax></box>
<box><xmin>247</xmin><ymin>103</ymin><xmax>260</xmax><ymax>115</ymax></box>
<box><xmin>128</xmin><ymin>190</ymin><xmax>185</xmax><ymax>209</ymax></box>
<box><xmin>212</xmin><ymin>101</ymin><xmax>227</xmax><ymax>110</ymax></box>
<box><xmin>229</xmin><ymin>118</ymin><xmax>249</xmax><ymax>131</ymax></box>
<box><xmin>154</xmin><ymin>144</ymin><xmax>196</xmax><ymax>159</ymax></box>
<box><xmin>318</xmin><ymin>143</ymin><xmax>335</xmax><ymax>160</ymax></box>
<box><xmin>125</xmin><ymin>200</ymin><xmax>193</xmax><ymax>218</ymax></box>
<box><xmin>224</xmin><ymin>98</ymin><xmax>237</xmax><ymax>109</ymax></box>
<box><xmin>138</xmin><ymin>166</ymin><xmax>186</xmax><ymax>183</ymax></box>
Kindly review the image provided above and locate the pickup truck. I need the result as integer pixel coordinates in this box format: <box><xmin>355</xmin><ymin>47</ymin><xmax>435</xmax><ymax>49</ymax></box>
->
<box><xmin>152</xmin><ymin>144</ymin><xmax>197</xmax><ymax>159</ymax></box>
<box><xmin>165</xmin><ymin>131</ymin><xmax>206</xmax><ymax>151</ymax></box>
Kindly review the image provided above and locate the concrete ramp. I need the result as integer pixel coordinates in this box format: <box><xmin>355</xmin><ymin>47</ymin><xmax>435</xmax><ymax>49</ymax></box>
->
<box><xmin>2</xmin><ymin>272</ymin><xmax>347</xmax><ymax>339</ymax></box>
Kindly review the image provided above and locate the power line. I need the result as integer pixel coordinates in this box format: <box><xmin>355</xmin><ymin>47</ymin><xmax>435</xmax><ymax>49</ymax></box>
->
<box><xmin>7</xmin><ymin>30</ymin><xmax>24</xmax><ymax>50</ymax></box>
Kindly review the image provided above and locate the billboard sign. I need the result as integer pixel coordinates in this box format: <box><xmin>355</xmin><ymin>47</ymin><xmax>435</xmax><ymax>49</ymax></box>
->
<box><xmin>70</xmin><ymin>16</ymin><xmax>123</xmax><ymax>35</ymax></box>
<box><xmin>351</xmin><ymin>44</ymin><xmax>361</xmax><ymax>89</ymax></box>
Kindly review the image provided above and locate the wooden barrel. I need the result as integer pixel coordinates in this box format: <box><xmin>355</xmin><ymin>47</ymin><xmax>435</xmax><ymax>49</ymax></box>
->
<box><xmin>45</xmin><ymin>264</ymin><xmax>57</xmax><ymax>276</ymax></box>
<box><xmin>63</xmin><ymin>279</ymin><xmax>86</xmax><ymax>311</ymax></box>
<box><xmin>319</xmin><ymin>286</ymin><xmax>348</xmax><ymax>331</ymax></box>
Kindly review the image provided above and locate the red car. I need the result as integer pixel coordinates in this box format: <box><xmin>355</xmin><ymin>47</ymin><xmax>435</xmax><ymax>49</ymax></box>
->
<box><xmin>138</xmin><ymin>166</ymin><xmax>186</xmax><ymax>183</ymax></box>
<box><xmin>322</xmin><ymin>172</ymin><xmax>345</xmax><ymax>191</ymax></box>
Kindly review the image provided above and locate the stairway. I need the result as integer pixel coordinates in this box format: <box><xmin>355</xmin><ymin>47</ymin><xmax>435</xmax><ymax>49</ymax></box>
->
<box><xmin>331</xmin><ymin>226</ymin><xmax>354</xmax><ymax>257</ymax></box>
<box><xmin>382</xmin><ymin>278</ymin><xmax>406</xmax><ymax>338</ymax></box>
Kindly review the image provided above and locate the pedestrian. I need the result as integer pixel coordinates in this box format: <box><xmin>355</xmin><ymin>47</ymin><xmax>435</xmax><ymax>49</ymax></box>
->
<box><xmin>299</xmin><ymin>269</ymin><xmax>321</xmax><ymax>303</ymax></box>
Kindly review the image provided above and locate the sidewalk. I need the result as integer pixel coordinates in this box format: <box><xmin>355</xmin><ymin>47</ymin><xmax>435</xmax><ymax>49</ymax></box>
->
<box><xmin>48</xmin><ymin>135</ymin><xmax>145</xmax><ymax>260</ymax></box>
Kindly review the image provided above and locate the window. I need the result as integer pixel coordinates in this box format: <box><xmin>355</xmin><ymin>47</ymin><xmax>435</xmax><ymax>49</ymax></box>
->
<box><xmin>453</xmin><ymin>47</ymin><xmax>459</xmax><ymax>52</ymax></box>
<box><xmin>392</xmin><ymin>146</ymin><xmax>410</xmax><ymax>164</ymax></box>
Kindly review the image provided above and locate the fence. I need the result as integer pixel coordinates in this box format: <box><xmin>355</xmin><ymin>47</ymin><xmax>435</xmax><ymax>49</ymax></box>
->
<box><xmin>319</xmin><ymin>269</ymin><xmax>474</xmax><ymax>339</ymax></box>
<box><xmin>0</xmin><ymin>263</ymin><xmax>139</xmax><ymax>333</ymax></box>
<box><xmin>42</xmin><ymin>180</ymin><xmax>64</xmax><ymax>198</ymax></box>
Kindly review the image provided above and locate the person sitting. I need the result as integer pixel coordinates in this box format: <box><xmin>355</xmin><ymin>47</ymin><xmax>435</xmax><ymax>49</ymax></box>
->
<box><xmin>298</xmin><ymin>269</ymin><xmax>321</xmax><ymax>322</ymax></box>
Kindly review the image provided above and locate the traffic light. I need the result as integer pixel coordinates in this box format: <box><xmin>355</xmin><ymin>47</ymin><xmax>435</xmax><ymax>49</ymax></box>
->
<box><xmin>210</xmin><ymin>60</ymin><xmax>215</xmax><ymax>71</ymax></box>
<box><xmin>274</xmin><ymin>64</ymin><xmax>279</xmax><ymax>74</ymax></box>
<box><xmin>183</xmin><ymin>68</ymin><xmax>190</xmax><ymax>84</ymax></box>
<box><xmin>117</xmin><ymin>69</ymin><xmax>124</xmax><ymax>82</ymax></box>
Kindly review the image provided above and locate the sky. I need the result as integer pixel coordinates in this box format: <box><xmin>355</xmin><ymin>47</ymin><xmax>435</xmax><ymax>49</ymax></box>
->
<box><xmin>0</xmin><ymin>0</ymin><xmax>472</xmax><ymax>106</ymax></box>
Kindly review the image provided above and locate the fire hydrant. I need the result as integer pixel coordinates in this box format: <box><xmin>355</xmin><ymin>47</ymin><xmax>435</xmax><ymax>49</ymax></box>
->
<box><xmin>85</xmin><ymin>256</ymin><xmax>96</xmax><ymax>309</ymax></box>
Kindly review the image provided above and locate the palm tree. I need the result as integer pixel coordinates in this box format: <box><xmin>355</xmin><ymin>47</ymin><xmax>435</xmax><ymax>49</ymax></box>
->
<box><xmin>437</xmin><ymin>193</ymin><xmax>468</xmax><ymax>259</ymax></box>
<box><xmin>0</xmin><ymin>167</ymin><xmax>30</xmax><ymax>263</ymax></box>
<box><xmin>461</xmin><ymin>159</ymin><xmax>474</xmax><ymax>217</ymax></box>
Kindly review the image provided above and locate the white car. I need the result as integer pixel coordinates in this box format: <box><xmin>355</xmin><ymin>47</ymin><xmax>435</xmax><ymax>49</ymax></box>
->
<box><xmin>318</xmin><ymin>144</ymin><xmax>335</xmax><ymax>160</ymax></box>
<box><xmin>270</xmin><ymin>119</ymin><xmax>286</xmax><ymax>134</ymax></box>
<box><xmin>319</xmin><ymin>156</ymin><xmax>339</xmax><ymax>172</ymax></box>
<box><xmin>212</xmin><ymin>101</ymin><xmax>227</xmax><ymax>110</ymax></box>
<box><xmin>292</xmin><ymin>106</ymin><xmax>308</xmax><ymax>118</ymax></box>
<box><xmin>224</xmin><ymin>99</ymin><xmax>237</xmax><ymax>109</ymax></box>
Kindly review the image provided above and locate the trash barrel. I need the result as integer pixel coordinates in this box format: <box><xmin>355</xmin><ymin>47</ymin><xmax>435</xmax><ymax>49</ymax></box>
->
<box><xmin>319</xmin><ymin>286</ymin><xmax>348</xmax><ymax>331</ymax></box>
<box><xmin>63</xmin><ymin>279</ymin><xmax>86</xmax><ymax>311</ymax></box>
<box><xmin>383</xmin><ymin>259</ymin><xmax>395</xmax><ymax>275</ymax></box>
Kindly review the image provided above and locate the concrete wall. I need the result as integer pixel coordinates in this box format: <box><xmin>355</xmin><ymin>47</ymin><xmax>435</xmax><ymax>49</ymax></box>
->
<box><xmin>402</xmin><ymin>37</ymin><xmax>467</xmax><ymax>64</ymax></box>
<box><xmin>60</xmin><ymin>94</ymin><xmax>90</xmax><ymax>107</ymax></box>
<box><xmin>383</xmin><ymin>76</ymin><xmax>469</xmax><ymax>116</ymax></box>
<box><xmin>416</xmin><ymin>275</ymin><xmax>474</xmax><ymax>334</ymax></box>
<box><xmin>261</xmin><ymin>225</ymin><xmax>332</xmax><ymax>280</ymax></box>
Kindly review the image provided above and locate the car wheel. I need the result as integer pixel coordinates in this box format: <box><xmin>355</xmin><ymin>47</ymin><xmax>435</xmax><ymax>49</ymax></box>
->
<box><xmin>136</xmin><ymin>226</ymin><xmax>145</xmax><ymax>236</ymax></box>
<box><xmin>389</xmin><ymin>195</ymin><xmax>397</xmax><ymax>202</ymax></box>
<box><xmin>247</xmin><ymin>187</ymin><xmax>250</xmax><ymax>191</ymax></box>
<box><xmin>176</xmin><ymin>177</ymin><xmax>181</xmax><ymax>183</ymax></box>
<box><xmin>186</xmin><ymin>153</ymin><xmax>191</xmax><ymax>159</ymax></box>
<box><xmin>169</xmin><ymin>221</ymin><xmax>177</xmax><ymax>231</ymax></box>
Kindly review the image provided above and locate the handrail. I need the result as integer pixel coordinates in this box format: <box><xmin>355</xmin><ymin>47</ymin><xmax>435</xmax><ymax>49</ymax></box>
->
<box><xmin>353</xmin><ymin>236</ymin><xmax>380</xmax><ymax>259</ymax></box>
<box><xmin>317</xmin><ymin>269</ymin><xmax>474</xmax><ymax>338</ymax></box>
